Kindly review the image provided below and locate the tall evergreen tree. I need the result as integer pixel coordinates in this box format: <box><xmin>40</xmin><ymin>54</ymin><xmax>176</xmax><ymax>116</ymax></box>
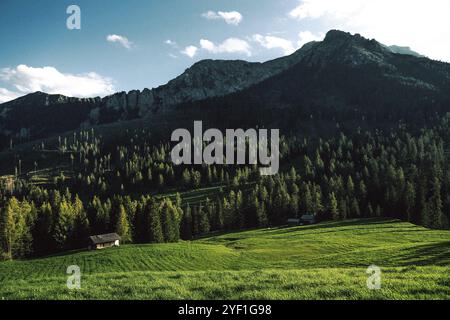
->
<box><xmin>116</xmin><ymin>204</ymin><xmax>131</xmax><ymax>243</ymax></box>
<box><xmin>404</xmin><ymin>181</ymin><xmax>416</xmax><ymax>222</ymax></box>
<box><xmin>428</xmin><ymin>177</ymin><xmax>444</xmax><ymax>229</ymax></box>
<box><xmin>329</xmin><ymin>192</ymin><xmax>339</xmax><ymax>221</ymax></box>
<box><xmin>0</xmin><ymin>198</ymin><xmax>16</xmax><ymax>259</ymax></box>
<box><xmin>181</xmin><ymin>205</ymin><xmax>193</xmax><ymax>240</ymax></box>
<box><xmin>147</xmin><ymin>199</ymin><xmax>164</xmax><ymax>243</ymax></box>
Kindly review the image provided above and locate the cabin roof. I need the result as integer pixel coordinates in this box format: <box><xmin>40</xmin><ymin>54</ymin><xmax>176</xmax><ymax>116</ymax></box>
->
<box><xmin>89</xmin><ymin>233</ymin><xmax>121</xmax><ymax>245</ymax></box>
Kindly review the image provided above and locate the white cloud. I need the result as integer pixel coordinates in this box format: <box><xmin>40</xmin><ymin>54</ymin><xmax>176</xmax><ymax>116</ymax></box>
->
<box><xmin>297</xmin><ymin>31</ymin><xmax>325</xmax><ymax>48</ymax></box>
<box><xmin>289</xmin><ymin>0</ymin><xmax>363</xmax><ymax>20</ymax></box>
<box><xmin>106</xmin><ymin>34</ymin><xmax>133</xmax><ymax>50</ymax></box>
<box><xmin>202</xmin><ymin>11</ymin><xmax>243</xmax><ymax>26</ymax></box>
<box><xmin>252</xmin><ymin>34</ymin><xmax>295</xmax><ymax>55</ymax></box>
<box><xmin>0</xmin><ymin>65</ymin><xmax>115</xmax><ymax>99</ymax></box>
<box><xmin>181</xmin><ymin>46</ymin><xmax>198</xmax><ymax>58</ymax></box>
<box><xmin>289</xmin><ymin>0</ymin><xmax>450</xmax><ymax>62</ymax></box>
<box><xmin>200</xmin><ymin>38</ymin><xmax>252</xmax><ymax>56</ymax></box>
<box><xmin>251</xmin><ymin>31</ymin><xmax>325</xmax><ymax>55</ymax></box>
<box><xmin>0</xmin><ymin>88</ymin><xmax>20</xmax><ymax>103</ymax></box>
<box><xmin>165</xmin><ymin>39</ymin><xmax>178</xmax><ymax>47</ymax></box>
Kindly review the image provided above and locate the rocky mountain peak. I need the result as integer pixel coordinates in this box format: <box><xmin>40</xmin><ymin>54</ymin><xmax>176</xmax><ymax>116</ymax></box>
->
<box><xmin>0</xmin><ymin>29</ymin><xmax>443</xmax><ymax>145</ymax></box>
<box><xmin>304</xmin><ymin>30</ymin><xmax>392</xmax><ymax>67</ymax></box>
<box><xmin>323</xmin><ymin>29</ymin><xmax>357</xmax><ymax>42</ymax></box>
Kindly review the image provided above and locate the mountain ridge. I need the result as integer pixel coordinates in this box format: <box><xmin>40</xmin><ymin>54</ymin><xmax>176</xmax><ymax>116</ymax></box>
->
<box><xmin>1</xmin><ymin>30</ymin><xmax>449</xmax><ymax>148</ymax></box>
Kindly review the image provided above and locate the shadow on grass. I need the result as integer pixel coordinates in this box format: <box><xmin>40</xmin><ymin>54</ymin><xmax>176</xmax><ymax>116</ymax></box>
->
<box><xmin>196</xmin><ymin>218</ymin><xmax>404</xmax><ymax>242</ymax></box>
<box><xmin>394</xmin><ymin>241</ymin><xmax>450</xmax><ymax>266</ymax></box>
<box><xmin>194</xmin><ymin>227</ymin><xmax>265</xmax><ymax>241</ymax></box>
<box><xmin>265</xmin><ymin>218</ymin><xmax>401</xmax><ymax>236</ymax></box>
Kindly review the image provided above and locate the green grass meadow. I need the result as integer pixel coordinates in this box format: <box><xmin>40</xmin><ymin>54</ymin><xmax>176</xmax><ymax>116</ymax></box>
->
<box><xmin>0</xmin><ymin>219</ymin><xmax>449</xmax><ymax>300</ymax></box>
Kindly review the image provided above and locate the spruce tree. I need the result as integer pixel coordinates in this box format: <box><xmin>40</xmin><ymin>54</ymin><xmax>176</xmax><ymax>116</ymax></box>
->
<box><xmin>34</xmin><ymin>203</ymin><xmax>53</xmax><ymax>255</ymax></box>
<box><xmin>198</xmin><ymin>206</ymin><xmax>210</xmax><ymax>234</ymax></box>
<box><xmin>73</xmin><ymin>196</ymin><xmax>89</xmax><ymax>248</ymax></box>
<box><xmin>0</xmin><ymin>199</ymin><xmax>16</xmax><ymax>260</ymax></box>
<box><xmin>181</xmin><ymin>205</ymin><xmax>193</xmax><ymax>240</ymax></box>
<box><xmin>161</xmin><ymin>200</ymin><xmax>177</xmax><ymax>242</ymax></box>
<box><xmin>404</xmin><ymin>181</ymin><xmax>416</xmax><ymax>222</ymax></box>
<box><xmin>53</xmin><ymin>200</ymin><xmax>75</xmax><ymax>250</ymax></box>
<box><xmin>147</xmin><ymin>199</ymin><xmax>164</xmax><ymax>243</ymax></box>
<box><xmin>329</xmin><ymin>192</ymin><xmax>339</xmax><ymax>221</ymax></box>
<box><xmin>339</xmin><ymin>198</ymin><xmax>347</xmax><ymax>220</ymax></box>
<box><xmin>116</xmin><ymin>205</ymin><xmax>131</xmax><ymax>243</ymax></box>
<box><xmin>428</xmin><ymin>177</ymin><xmax>444</xmax><ymax>229</ymax></box>
<box><xmin>15</xmin><ymin>200</ymin><xmax>33</xmax><ymax>258</ymax></box>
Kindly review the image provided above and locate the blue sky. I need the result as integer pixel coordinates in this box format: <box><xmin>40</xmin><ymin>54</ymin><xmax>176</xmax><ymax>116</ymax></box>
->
<box><xmin>1</xmin><ymin>0</ymin><xmax>450</xmax><ymax>102</ymax></box>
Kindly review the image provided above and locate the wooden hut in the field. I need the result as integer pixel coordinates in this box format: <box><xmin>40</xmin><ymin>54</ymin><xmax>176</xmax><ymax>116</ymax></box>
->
<box><xmin>88</xmin><ymin>233</ymin><xmax>121</xmax><ymax>250</ymax></box>
<box><xmin>287</xmin><ymin>218</ymin><xmax>302</xmax><ymax>226</ymax></box>
<box><xmin>300</xmin><ymin>214</ymin><xmax>317</xmax><ymax>225</ymax></box>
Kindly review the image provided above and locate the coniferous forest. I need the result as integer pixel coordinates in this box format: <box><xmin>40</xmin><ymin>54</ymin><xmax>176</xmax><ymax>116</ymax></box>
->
<box><xmin>1</xmin><ymin>108</ymin><xmax>450</xmax><ymax>260</ymax></box>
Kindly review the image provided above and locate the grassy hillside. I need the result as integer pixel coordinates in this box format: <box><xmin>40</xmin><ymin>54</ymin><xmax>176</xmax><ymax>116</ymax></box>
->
<box><xmin>0</xmin><ymin>219</ymin><xmax>449</xmax><ymax>300</ymax></box>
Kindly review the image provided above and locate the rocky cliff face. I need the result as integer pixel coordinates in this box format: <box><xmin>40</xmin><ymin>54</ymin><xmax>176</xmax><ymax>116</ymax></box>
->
<box><xmin>0</xmin><ymin>30</ymin><xmax>444</xmax><ymax>147</ymax></box>
<box><xmin>193</xmin><ymin>30</ymin><xmax>450</xmax><ymax>125</ymax></box>
<box><xmin>387</xmin><ymin>45</ymin><xmax>424</xmax><ymax>58</ymax></box>
<box><xmin>96</xmin><ymin>43</ymin><xmax>318</xmax><ymax>118</ymax></box>
<box><xmin>0</xmin><ymin>48</ymin><xmax>310</xmax><ymax>141</ymax></box>
<box><xmin>299</xmin><ymin>30</ymin><xmax>393</xmax><ymax>68</ymax></box>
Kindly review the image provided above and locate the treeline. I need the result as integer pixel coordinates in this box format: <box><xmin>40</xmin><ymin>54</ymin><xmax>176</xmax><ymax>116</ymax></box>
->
<box><xmin>2</xmin><ymin>114</ymin><xmax>450</xmax><ymax>259</ymax></box>
<box><xmin>0</xmin><ymin>189</ymin><xmax>182</xmax><ymax>259</ymax></box>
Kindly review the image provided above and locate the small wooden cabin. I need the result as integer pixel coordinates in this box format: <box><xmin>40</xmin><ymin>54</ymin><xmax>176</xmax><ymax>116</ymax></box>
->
<box><xmin>300</xmin><ymin>214</ymin><xmax>317</xmax><ymax>225</ymax></box>
<box><xmin>88</xmin><ymin>233</ymin><xmax>121</xmax><ymax>250</ymax></box>
<box><xmin>287</xmin><ymin>218</ymin><xmax>302</xmax><ymax>226</ymax></box>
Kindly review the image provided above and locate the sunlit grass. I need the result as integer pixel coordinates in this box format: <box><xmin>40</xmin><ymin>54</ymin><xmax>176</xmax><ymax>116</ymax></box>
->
<box><xmin>0</xmin><ymin>218</ymin><xmax>449</xmax><ymax>300</ymax></box>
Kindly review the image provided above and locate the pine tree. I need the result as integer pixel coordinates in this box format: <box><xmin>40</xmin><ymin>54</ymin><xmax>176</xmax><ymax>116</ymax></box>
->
<box><xmin>329</xmin><ymin>192</ymin><xmax>339</xmax><ymax>221</ymax></box>
<box><xmin>0</xmin><ymin>198</ymin><xmax>16</xmax><ymax>260</ymax></box>
<box><xmin>404</xmin><ymin>181</ymin><xmax>416</xmax><ymax>222</ymax></box>
<box><xmin>198</xmin><ymin>206</ymin><xmax>210</xmax><ymax>234</ymax></box>
<box><xmin>301</xmin><ymin>183</ymin><xmax>313</xmax><ymax>214</ymax></box>
<box><xmin>428</xmin><ymin>177</ymin><xmax>444</xmax><ymax>229</ymax></box>
<box><xmin>73</xmin><ymin>196</ymin><xmax>89</xmax><ymax>248</ymax></box>
<box><xmin>109</xmin><ymin>197</ymin><xmax>123</xmax><ymax>234</ymax></box>
<box><xmin>158</xmin><ymin>174</ymin><xmax>165</xmax><ymax>189</ymax></box>
<box><xmin>255</xmin><ymin>199</ymin><xmax>268</xmax><ymax>227</ymax></box>
<box><xmin>181</xmin><ymin>205</ymin><xmax>193</xmax><ymax>240</ymax></box>
<box><xmin>234</xmin><ymin>191</ymin><xmax>245</xmax><ymax>228</ymax></box>
<box><xmin>34</xmin><ymin>202</ymin><xmax>54</xmax><ymax>255</ymax></box>
<box><xmin>147</xmin><ymin>199</ymin><xmax>164</xmax><ymax>243</ymax></box>
<box><xmin>212</xmin><ymin>199</ymin><xmax>224</xmax><ymax>230</ymax></box>
<box><xmin>15</xmin><ymin>200</ymin><xmax>33</xmax><ymax>258</ymax></box>
<box><xmin>312</xmin><ymin>185</ymin><xmax>324</xmax><ymax>217</ymax></box>
<box><xmin>161</xmin><ymin>200</ymin><xmax>177</xmax><ymax>243</ymax></box>
<box><xmin>53</xmin><ymin>200</ymin><xmax>75</xmax><ymax>250</ymax></box>
<box><xmin>339</xmin><ymin>198</ymin><xmax>347</xmax><ymax>220</ymax></box>
<box><xmin>116</xmin><ymin>205</ymin><xmax>131</xmax><ymax>243</ymax></box>
<box><xmin>350</xmin><ymin>198</ymin><xmax>360</xmax><ymax>217</ymax></box>
<box><xmin>347</xmin><ymin>176</ymin><xmax>355</xmax><ymax>195</ymax></box>
<box><xmin>358</xmin><ymin>180</ymin><xmax>367</xmax><ymax>209</ymax></box>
